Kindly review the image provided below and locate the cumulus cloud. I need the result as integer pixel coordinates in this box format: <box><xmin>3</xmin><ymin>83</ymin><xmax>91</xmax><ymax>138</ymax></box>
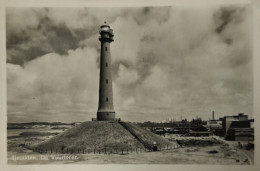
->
<box><xmin>116</xmin><ymin>64</ymin><xmax>139</xmax><ymax>85</ymax></box>
<box><xmin>6</xmin><ymin>5</ymin><xmax>253</xmax><ymax>122</ymax></box>
<box><xmin>7</xmin><ymin>47</ymin><xmax>99</xmax><ymax>122</ymax></box>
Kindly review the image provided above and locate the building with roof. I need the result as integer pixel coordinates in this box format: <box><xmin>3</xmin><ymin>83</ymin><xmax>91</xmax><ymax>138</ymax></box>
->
<box><xmin>222</xmin><ymin>113</ymin><xmax>254</xmax><ymax>141</ymax></box>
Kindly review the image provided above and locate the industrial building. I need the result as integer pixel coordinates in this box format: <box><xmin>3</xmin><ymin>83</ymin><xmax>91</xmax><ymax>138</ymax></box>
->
<box><xmin>222</xmin><ymin>113</ymin><xmax>254</xmax><ymax>141</ymax></box>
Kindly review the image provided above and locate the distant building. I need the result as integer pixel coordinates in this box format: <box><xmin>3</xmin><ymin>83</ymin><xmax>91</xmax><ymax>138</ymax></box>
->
<box><xmin>222</xmin><ymin>113</ymin><xmax>254</xmax><ymax>141</ymax></box>
<box><xmin>152</xmin><ymin>127</ymin><xmax>167</xmax><ymax>135</ymax></box>
<box><xmin>206</xmin><ymin>120</ymin><xmax>223</xmax><ymax>136</ymax></box>
<box><xmin>222</xmin><ymin>113</ymin><xmax>248</xmax><ymax>134</ymax></box>
<box><xmin>226</xmin><ymin>126</ymin><xmax>254</xmax><ymax>141</ymax></box>
<box><xmin>206</xmin><ymin>111</ymin><xmax>223</xmax><ymax>136</ymax></box>
<box><xmin>207</xmin><ymin>120</ymin><xmax>222</xmax><ymax>126</ymax></box>
<box><xmin>187</xmin><ymin>125</ymin><xmax>212</xmax><ymax>137</ymax></box>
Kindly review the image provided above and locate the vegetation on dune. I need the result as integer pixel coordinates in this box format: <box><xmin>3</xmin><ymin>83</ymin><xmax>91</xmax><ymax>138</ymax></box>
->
<box><xmin>33</xmin><ymin>121</ymin><xmax>145</xmax><ymax>151</ymax></box>
<box><xmin>124</xmin><ymin>122</ymin><xmax>175</xmax><ymax>147</ymax></box>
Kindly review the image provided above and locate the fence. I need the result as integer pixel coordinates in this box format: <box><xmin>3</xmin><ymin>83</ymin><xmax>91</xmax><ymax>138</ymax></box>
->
<box><xmin>22</xmin><ymin>144</ymin><xmax>181</xmax><ymax>155</ymax></box>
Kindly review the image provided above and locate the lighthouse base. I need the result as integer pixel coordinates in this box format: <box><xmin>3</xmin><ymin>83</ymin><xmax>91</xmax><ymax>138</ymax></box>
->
<box><xmin>97</xmin><ymin>111</ymin><xmax>116</xmax><ymax>121</ymax></box>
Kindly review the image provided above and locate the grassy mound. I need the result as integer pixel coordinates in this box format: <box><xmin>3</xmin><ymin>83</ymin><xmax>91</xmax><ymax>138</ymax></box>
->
<box><xmin>124</xmin><ymin>122</ymin><xmax>175</xmax><ymax>147</ymax></box>
<box><xmin>32</xmin><ymin>121</ymin><xmax>144</xmax><ymax>152</ymax></box>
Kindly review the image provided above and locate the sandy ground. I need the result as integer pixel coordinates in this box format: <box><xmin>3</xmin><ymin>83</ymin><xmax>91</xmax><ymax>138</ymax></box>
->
<box><xmin>8</xmin><ymin>144</ymin><xmax>249</xmax><ymax>165</ymax></box>
<box><xmin>213</xmin><ymin>136</ymin><xmax>254</xmax><ymax>164</ymax></box>
<box><xmin>7</xmin><ymin>129</ymin><xmax>252</xmax><ymax>165</ymax></box>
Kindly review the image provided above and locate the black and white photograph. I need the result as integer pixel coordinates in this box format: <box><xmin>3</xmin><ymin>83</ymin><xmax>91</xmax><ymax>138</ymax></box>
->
<box><xmin>1</xmin><ymin>0</ymin><xmax>259</xmax><ymax>168</ymax></box>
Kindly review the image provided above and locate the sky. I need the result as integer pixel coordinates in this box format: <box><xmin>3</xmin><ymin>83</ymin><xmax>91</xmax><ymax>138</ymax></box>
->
<box><xmin>6</xmin><ymin>5</ymin><xmax>253</xmax><ymax>123</ymax></box>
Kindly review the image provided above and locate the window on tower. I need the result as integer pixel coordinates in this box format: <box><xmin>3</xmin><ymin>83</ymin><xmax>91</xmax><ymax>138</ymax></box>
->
<box><xmin>105</xmin><ymin>47</ymin><xmax>107</xmax><ymax>51</ymax></box>
<box><xmin>106</xmin><ymin>63</ymin><xmax>108</xmax><ymax>67</ymax></box>
<box><xmin>106</xmin><ymin>80</ymin><xmax>108</xmax><ymax>84</ymax></box>
<box><xmin>106</xmin><ymin>97</ymin><xmax>108</xmax><ymax>102</ymax></box>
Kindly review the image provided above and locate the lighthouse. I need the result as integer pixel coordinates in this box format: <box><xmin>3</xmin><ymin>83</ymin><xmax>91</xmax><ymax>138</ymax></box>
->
<box><xmin>96</xmin><ymin>22</ymin><xmax>116</xmax><ymax>121</ymax></box>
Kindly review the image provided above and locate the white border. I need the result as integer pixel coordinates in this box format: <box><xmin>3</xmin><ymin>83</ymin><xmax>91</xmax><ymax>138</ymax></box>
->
<box><xmin>0</xmin><ymin>0</ymin><xmax>259</xmax><ymax>171</ymax></box>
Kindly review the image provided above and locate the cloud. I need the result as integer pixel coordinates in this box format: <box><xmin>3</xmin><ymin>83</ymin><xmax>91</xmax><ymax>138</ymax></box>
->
<box><xmin>6</xmin><ymin>8</ymin><xmax>94</xmax><ymax>65</ymax></box>
<box><xmin>6</xmin><ymin>7</ymin><xmax>46</xmax><ymax>35</ymax></box>
<box><xmin>7</xmin><ymin>47</ymin><xmax>99</xmax><ymax>122</ymax></box>
<box><xmin>116</xmin><ymin>64</ymin><xmax>139</xmax><ymax>85</ymax></box>
<box><xmin>6</xmin><ymin>5</ymin><xmax>253</xmax><ymax>122</ymax></box>
<box><xmin>123</xmin><ymin>97</ymin><xmax>135</xmax><ymax>107</ymax></box>
<box><xmin>112</xmin><ymin>15</ymin><xmax>144</xmax><ymax>65</ymax></box>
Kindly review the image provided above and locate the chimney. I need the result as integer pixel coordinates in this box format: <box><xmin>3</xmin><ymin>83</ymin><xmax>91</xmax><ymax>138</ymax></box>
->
<box><xmin>212</xmin><ymin>111</ymin><xmax>215</xmax><ymax>120</ymax></box>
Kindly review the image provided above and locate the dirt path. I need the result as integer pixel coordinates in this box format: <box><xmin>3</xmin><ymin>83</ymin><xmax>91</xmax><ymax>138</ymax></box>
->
<box><xmin>8</xmin><ymin>144</ymin><xmax>249</xmax><ymax>165</ymax></box>
<box><xmin>213</xmin><ymin>136</ymin><xmax>254</xmax><ymax>164</ymax></box>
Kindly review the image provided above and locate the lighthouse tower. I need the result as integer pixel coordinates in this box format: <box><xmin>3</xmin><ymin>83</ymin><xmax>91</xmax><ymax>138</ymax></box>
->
<box><xmin>97</xmin><ymin>22</ymin><xmax>116</xmax><ymax>121</ymax></box>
